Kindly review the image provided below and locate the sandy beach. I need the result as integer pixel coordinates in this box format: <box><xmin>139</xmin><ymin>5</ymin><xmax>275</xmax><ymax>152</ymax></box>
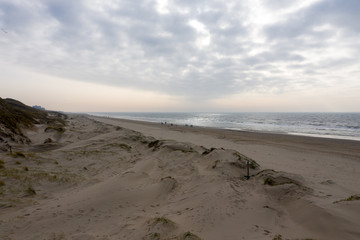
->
<box><xmin>1</xmin><ymin>115</ymin><xmax>359</xmax><ymax>240</ymax></box>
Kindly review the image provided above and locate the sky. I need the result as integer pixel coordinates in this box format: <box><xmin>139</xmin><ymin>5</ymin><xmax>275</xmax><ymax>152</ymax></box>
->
<box><xmin>0</xmin><ymin>0</ymin><xmax>359</xmax><ymax>112</ymax></box>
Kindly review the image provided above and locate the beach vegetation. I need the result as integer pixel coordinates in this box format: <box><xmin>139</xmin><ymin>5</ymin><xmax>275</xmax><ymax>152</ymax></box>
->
<box><xmin>44</xmin><ymin>125</ymin><xmax>65</xmax><ymax>133</ymax></box>
<box><xmin>212</xmin><ymin>160</ymin><xmax>220</xmax><ymax>169</ymax></box>
<box><xmin>262</xmin><ymin>175</ymin><xmax>311</xmax><ymax>192</ymax></box>
<box><xmin>334</xmin><ymin>195</ymin><xmax>360</xmax><ymax>204</ymax></box>
<box><xmin>202</xmin><ymin>147</ymin><xmax>216</xmax><ymax>155</ymax></box>
<box><xmin>26</xmin><ymin>186</ymin><xmax>36</xmax><ymax>195</ymax></box>
<box><xmin>0</xmin><ymin>98</ymin><xmax>67</xmax><ymax>142</ymax></box>
<box><xmin>7</xmin><ymin>152</ymin><xmax>26</xmax><ymax>158</ymax></box>
<box><xmin>149</xmin><ymin>232</ymin><xmax>160</xmax><ymax>240</ymax></box>
<box><xmin>178</xmin><ymin>148</ymin><xmax>195</xmax><ymax>153</ymax></box>
<box><xmin>0</xmin><ymin>180</ymin><xmax>5</xmax><ymax>186</ymax></box>
<box><xmin>0</xmin><ymin>97</ymin><xmax>47</xmax><ymax>134</ymax></box>
<box><xmin>0</xmin><ymin>167</ymin><xmax>80</xmax><ymax>184</ymax></box>
<box><xmin>26</xmin><ymin>152</ymin><xmax>36</xmax><ymax>158</ymax></box>
<box><xmin>264</xmin><ymin>176</ymin><xmax>300</xmax><ymax>187</ymax></box>
<box><xmin>272</xmin><ymin>235</ymin><xmax>283</xmax><ymax>240</ymax></box>
<box><xmin>148</xmin><ymin>140</ymin><xmax>163</xmax><ymax>150</ymax></box>
<box><xmin>154</xmin><ymin>217</ymin><xmax>174</xmax><ymax>225</ymax></box>
<box><xmin>272</xmin><ymin>235</ymin><xmax>315</xmax><ymax>240</ymax></box>
<box><xmin>183</xmin><ymin>231</ymin><xmax>201</xmax><ymax>240</ymax></box>
<box><xmin>0</xmin><ymin>159</ymin><xmax>4</xmax><ymax>169</ymax></box>
<box><xmin>233</xmin><ymin>152</ymin><xmax>260</xmax><ymax>169</ymax></box>
<box><xmin>15</xmin><ymin>161</ymin><xmax>22</xmax><ymax>165</ymax></box>
<box><xmin>105</xmin><ymin>143</ymin><xmax>132</xmax><ymax>151</ymax></box>
<box><xmin>148</xmin><ymin>140</ymin><xmax>160</xmax><ymax>148</ymax></box>
<box><xmin>161</xmin><ymin>176</ymin><xmax>174</xmax><ymax>181</ymax></box>
<box><xmin>128</xmin><ymin>134</ymin><xmax>143</xmax><ymax>142</ymax></box>
<box><xmin>166</xmin><ymin>145</ymin><xmax>195</xmax><ymax>153</ymax></box>
<box><xmin>264</xmin><ymin>177</ymin><xmax>276</xmax><ymax>186</ymax></box>
<box><xmin>48</xmin><ymin>232</ymin><xmax>66</xmax><ymax>240</ymax></box>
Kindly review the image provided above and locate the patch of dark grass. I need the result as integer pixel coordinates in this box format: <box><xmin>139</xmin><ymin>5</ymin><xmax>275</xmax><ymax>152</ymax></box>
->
<box><xmin>0</xmin><ymin>159</ymin><xmax>4</xmax><ymax>169</ymax></box>
<box><xmin>26</xmin><ymin>152</ymin><xmax>36</xmax><ymax>158</ymax></box>
<box><xmin>154</xmin><ymin>217</ymin><xmax>173</xmax><ymax>224</ymax></box>
<box><xmin>148</xmin><ymin>140</ymin><xmax>162</xmax><ymax>150</ymax></box>
<box><xmin>0</xmin><ymin>180</ymin><xmax>5</xmax><ymax>186</ymax></box>
<box><xmin>44</xmin><ymin>126</ymin><xmax>65</xmax><ymax>133</ymax></box>
<box><xmin>264</xmin><ymin>177</ymin><xmax>275</xmax><ymax>186</ymax></box>
<box><xmin>334</xmin><ymin>195</ymin><xmax>360</xmax><ymax>204</ymax></box>
<box><xmin>105</xmin><ymin>143</ymin><xmax>132</xmax><ymax>151</ymax></box>
<box><xmin>176</xmin><ymin>148</ymin><xmax>195</xmax><ymax>153</ymax></box>
<box><xmin>233</xmin><ymin>152</ymin><xmax>260</xmax><ymax>169</ymax></box>
<box><xmin>264</xmin><ymin>177</ymin><xmax>299</xmax><ymax>187</ymax></box>
<box><xmin>161</xmin><ymin>176</ymin><xmax>174</xmax><ymax>181</ymax></box>
<box><xmin>272</xmin><ymin>235</ymin><xmax>283</xmax><ymax>240</ymax></box>
<box><xmin>212</xmin><ymin>160</ymin><xmax>220</xmax><ymax>169</ymax></box>
<box><xmin>272</xmin><ymin>235</ymin><xmax>316</xmax><ymax>240</ymax></box>
<box><xmin>183</xmin><ymin>231</ymin><xmax>201</xmax><ymax>240</ymax></box>
<box><xmin>26</xmin><ymin>186</ymin><xmax>36</xmax><ymax>195</ymax></box>
<box><xmin>128</xmin><ymin>135</ymin><xmax>143</xmax><ymax>142</ymax></box>
<box><xmin>148</xmin><ymin>140</ymin><xmax>160</xmax><ymax>148</ymax></box>
<box><xmin>263</xmin><ymin>175</ymin><xmax>310</xmax><ymax>192</ymax></box>
<box><xmin>7</xmin><ymin>152</ymin><xmax>26</xmax><ymax>158</ymax></box>
<box><xmin>0</xmin><ymin>98</ymin><xmax>47</xmax><ymax>134</ymax></box>
<box><xmin>0</xmin><ymin>168</ymin><xmax>80</xmax><ymax>184</ymax></box>
<box><xmin>48</xmin><ymin>232</ymin><xmax>66</xmax><ymax>240</ymax></box>
<box><xmin>202</xmin><ymin>147</ymin><xmax>216</xmax><ymax>155</ymax></box>
<box><xmin>149</xmin><ymin>232</ymin><xmax>160</xmax><ymax>240</ymax></box>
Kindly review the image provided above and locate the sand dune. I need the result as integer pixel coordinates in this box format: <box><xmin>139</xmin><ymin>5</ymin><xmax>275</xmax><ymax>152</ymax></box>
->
<box><xmin>0</xmin><ymin>115</ymin><xmax>359</xmax><ymax>239</ymax></box>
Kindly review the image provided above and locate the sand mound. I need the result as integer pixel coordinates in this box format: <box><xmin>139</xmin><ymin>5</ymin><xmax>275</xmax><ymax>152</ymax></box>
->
<box><xmin>143</xmin><ymin>217</ymin><xmax>203</xmax><ymax>240</ymax></box>
<box><xmin>255</xmin><ymin>169</ymin><xmax>311</xmax><ymax>203</ymax></box>
<box><xmin>160</xmin><ymin>176</ymin><xmax>177</xmax><ymax>192</ymax></box>
<box><xmin>144</xmin><ymin>217</ymin><xmax>179</xmax><ymax>240</ymax></box>
<box><xmin>201</xmin><ymin>147</ymin><xmax>260</xmax><ymax>178</ymax></box>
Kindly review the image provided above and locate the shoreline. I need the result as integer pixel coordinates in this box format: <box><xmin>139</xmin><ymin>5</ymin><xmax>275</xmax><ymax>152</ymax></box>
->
<box><xmin>88</xmin><ymin>113</ymin><xmax>360</xmax><ymax>142</ymax></box>
<box><xmin>89</xmin><ymin>115</ymin><xmax>360</xmax><ymax>160</ymax></box>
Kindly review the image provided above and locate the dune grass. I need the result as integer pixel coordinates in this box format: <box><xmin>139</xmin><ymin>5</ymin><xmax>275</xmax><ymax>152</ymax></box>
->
<box><xmin>7</xmin><ymin>152</ymin><xmax>26</xmax><ymax>158</ymax></box>
<box><xmin>183</xmin><ymin>231</ymin><xmax>202</xmax><ymax>240</ymax></box>
<box><xmin>334</xmin><ymin>195</ymin><xmax>360</xmax><ymax>204</ymax></box>
<box><xmin>154</xmin><ymin>217</ymin><xmax>174</xmax><ymax>225</ymax></box>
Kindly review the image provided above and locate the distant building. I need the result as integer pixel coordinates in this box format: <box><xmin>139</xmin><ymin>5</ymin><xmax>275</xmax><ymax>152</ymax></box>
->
<box><xmin>33</xmin><ymin>105</ymin><xmax>46</xmax><ymax>111</ymax></box>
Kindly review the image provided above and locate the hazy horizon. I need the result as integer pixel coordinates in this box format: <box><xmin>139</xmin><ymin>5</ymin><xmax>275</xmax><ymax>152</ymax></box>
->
<box><xmin>1</xmin><ymin>0</ymin><xmax>360</xmax><ymax>112</ymax></box>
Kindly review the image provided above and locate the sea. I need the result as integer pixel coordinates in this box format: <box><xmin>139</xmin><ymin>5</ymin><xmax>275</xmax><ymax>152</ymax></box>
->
<box><xmin>88</xmin><ymin>112</ymin><xmax>360</xmax><ymax>141</ymax></box>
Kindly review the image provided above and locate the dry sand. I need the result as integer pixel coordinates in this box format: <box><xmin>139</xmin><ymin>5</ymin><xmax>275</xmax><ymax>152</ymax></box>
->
<box><xmin>0</xmin><ymin>115</ymin><xmax>359</xmax><ymax>240</ymax></box>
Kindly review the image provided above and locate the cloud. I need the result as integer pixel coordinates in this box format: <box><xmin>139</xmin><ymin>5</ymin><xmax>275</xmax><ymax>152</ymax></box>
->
<box><xmin>265</xmin><ymin>0</ymin><xmax>360</xmax><ymax>39</ymax></box>
<box><xmin>0</xmin><ymin>0</ymin><xmax>359</xmax><ymax>105</ymax></box>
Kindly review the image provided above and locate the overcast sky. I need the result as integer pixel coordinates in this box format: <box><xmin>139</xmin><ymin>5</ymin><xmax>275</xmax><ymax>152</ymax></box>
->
<box><xmin>1</xmin><ymin>0</ymin><xmax>359</xmax><ymax>112</ymax></box>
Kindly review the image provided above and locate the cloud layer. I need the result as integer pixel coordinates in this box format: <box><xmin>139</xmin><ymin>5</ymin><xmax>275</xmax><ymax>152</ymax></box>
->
<box><xmin>1</xmin><ymin>0</ymin><xmax>359</xmax><ymax>102</ymax></box>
